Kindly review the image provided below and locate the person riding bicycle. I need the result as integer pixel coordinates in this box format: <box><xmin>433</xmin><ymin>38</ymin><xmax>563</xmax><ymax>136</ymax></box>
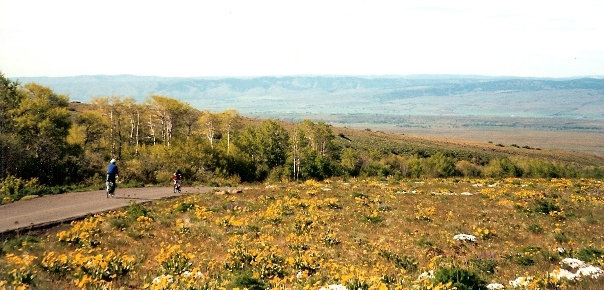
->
<box><xmin>106</xmin><ymin>159</ymin><xmax>119</xmax><ymax>196</ymax></box>
<box><xmin>172</xmin><ymin>169</ymin><xmax>183</xmax><ymax>193</ymax></box>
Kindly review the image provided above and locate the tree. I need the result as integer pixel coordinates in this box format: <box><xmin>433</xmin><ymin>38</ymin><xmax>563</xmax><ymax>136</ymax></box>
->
<box><xmin>198</xmin><ymin>111</ymin><xmax>220</xmax><ymax>149</ymax></box>
<box><xmin>220</xmin><ymin>109</ymin><xmax>242</xmax><ymax>155</ymax></box>
<box><xmin>234</xmin><ymin>120</ymin><xmax>289</xmax><ymax>180</ymax></box>
<box><xmin>147</xmin><ymin>95</ymin><xmax>193</xmax><ymax>147</ymax></box>
<box><xmin>427</xmin><ymin>152</ymin><xmax>456</xmax><ymax>177</ymax></box>
<box><xmin>10</xmin><ymin>83</ymin><xmax>73</xmax><ymax>184</ymax></box>
<box><xmin>91</xmin><ymin>96</ymin><xmax>125</xmax><ymax>159</ymax></box>
<box><xmin>0</xmin><ymin>73</ymin><xmax>21</xmax><ymax>179</ymax></box>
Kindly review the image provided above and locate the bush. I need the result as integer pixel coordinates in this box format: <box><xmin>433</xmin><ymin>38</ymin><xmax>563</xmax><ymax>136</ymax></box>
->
<box><xmin>232</xmin><ymin>273</ymin><xmax>267</xmax><ymax>290</ymax></box>
<box><xmin>456</xmin><ymin>160</ymin><xmax>482</xmax><ymax>177</ymax></box>
<box><xmin>0</xmin><ymin>176</ymin><xmax>45</xmax><ymax>203</ymax></box>
<box><xmin>433</xmin><ymin>266</ymin><xmax>487</xmax><ymax>290</ymax></box>
<box><xmin>427</xmin><ymin>152</ymin><xmax>456</xmax><ymax>177</ymax></box>
<box><xmin>484</xmin><ymin>158</ymin><xmax>522</xmax><ymax>178</ymax></box>
<box><xmin>534</xmin><ymin>199</ymin><xmax>561</xmax><ymax>215</ymax></box>
<box><xmin>577</xmin><ymin>247</ymin><xmax>604</xmax><ymax>263</ymax></box>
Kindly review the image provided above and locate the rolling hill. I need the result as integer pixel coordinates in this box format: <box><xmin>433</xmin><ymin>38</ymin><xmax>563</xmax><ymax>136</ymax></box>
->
<box><xmin>13</xmin><ymin>75</ymin><xmax>604</xmax><ymax>119</ymax></box>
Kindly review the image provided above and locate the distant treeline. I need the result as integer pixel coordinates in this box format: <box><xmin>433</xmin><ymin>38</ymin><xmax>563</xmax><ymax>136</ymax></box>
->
<box><xmin>1</xmin><ymin>73</ymin><xmax>602</xmax><ymax>203</ymax></box>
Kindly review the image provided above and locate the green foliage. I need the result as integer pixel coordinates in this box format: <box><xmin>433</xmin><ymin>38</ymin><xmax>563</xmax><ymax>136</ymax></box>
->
<box><xmin>0</xmin><ymin>176</ymin><xmax>44</xmax><ymax>203</ymax></box>
<box><xmin>408</xmin><ymin>155</ymin><xmax>424</xmax><ymax>178</ymax></box>
<box><xmin>484</xmin><ymin>158</ymin><xmax>523</xmax><ymax>178</ymax></box>
<box><xmin>456</xmin><ymin>160</ymin><xmax>482</xmax><ymax>177</ymax></box>
<box><xmin>433</xmin><ymin>266</ymin><xmax>487</xmax><ymax>290</ymax></box>
<box><xmin>527</xmin><ymin>224</ymin><xmax>544</xmax><ymax>234</ymax></box>
<box><xmin>472</xmin><ymin>258</ymin><xmax>497</xmax><ymax>274</ymax></box>
<box><xmin>232</xmin><ymin>273</ymin><xmax>267</xmax><ymax>290</ymax></box>
<box><xmin>576</xmin><ymin>247</ymin><xmax>603</xmax><ymax>263</ymax></box>
<box><xmin>379</xmin><ymin>249</ymin><xmax>418</xmax><ymax>272</ymax></box>
<box><xmin>534</xmin><ymin>199</ymin><xmax>561</xmax><ymax>215</ymax></box>
<box><xmin>127</xmin><ymin>202</ymin><xmax>151</xmax><ymax>219</ymax></box>
<box><xmin>427</xmin><ymin>152</ymin><xmax>457</xmax><ymax>177</ymax></box>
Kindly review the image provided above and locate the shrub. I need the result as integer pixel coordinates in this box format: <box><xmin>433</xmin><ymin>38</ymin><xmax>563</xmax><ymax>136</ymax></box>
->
<box><xmin>0</xmin><ymin>176</ymin><xmax>44</xmax><ymax>203</ymax></box>
<box><xmin>427</xmin><ymin>152</ymin><xmax>457</xmax><ymax>177</ymax></box>
<box><xmin>232</xmin><ymin>273</ymin><xmax>267</xmax><ymax>290</ymax></box>
<box><xmin>577</xmin><ymin>247</ymin><xmax>604</xmax><ymax>263</ymax></box>
<box><xmin>456</xmin><ymin>160</ymin><xmax>482</xmax><ymax>177</ymax></box>
<box><xmin>527</xmin><ymin>224</ymin><xmax>544</xmax><ymax>234</ymax></box>
<box><xmin>433</xmin><ymin>266</ymin><xmax>487</xmax><ymax>290</ymax></box>
<box><xmin>534</xmin><ymin>199</ymin><xmax>561</xmax><ymax>215</ymax></box>
<box><xmin>483</xmin><ymin>157</ymin><xmax>523</xmax><ymax>177</ymax></box>
<box><xmin>472</xmin><ymin>258</ymin><xmax>498</xmax><ymax>274</ymax></box>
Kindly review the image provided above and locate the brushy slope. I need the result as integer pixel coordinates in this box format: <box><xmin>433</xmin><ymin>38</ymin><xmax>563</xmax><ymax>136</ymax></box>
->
<box><xmin>1</xmin><ymin>178</ymin><xmax>603</xmax><ymax>289</ymax></box>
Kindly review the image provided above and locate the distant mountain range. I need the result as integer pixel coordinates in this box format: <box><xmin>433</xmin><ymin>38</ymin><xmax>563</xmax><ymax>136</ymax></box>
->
<box><xmin>12</xmin><ymin>75</ymin><xmax>604</xmax><ymax>119</ymax></box>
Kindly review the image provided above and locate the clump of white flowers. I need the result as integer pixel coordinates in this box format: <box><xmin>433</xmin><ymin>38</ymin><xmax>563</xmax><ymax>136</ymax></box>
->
<box><xmin>417</xmin><ymin>270</ymin><xmax>435</xmax><ymax>280</ymax></box>
<box><xmin>549</xmin><ymin>258</ymin><xmax>603</xmax><ymax>283</ymax></box>
<box><xmin>486</xmin><ymin>283</ymin><xmax>505</xmax><ymax>289</ymax></box>
<box><xmin>453</xmin><ymin>233</ymin><xmax>476</xmax><ymax>242</ymax></box>
<box><xmin>319</xmin><ymin>284</ymin><xmax>347</xmax><ymax>290</ymax></box>
<box><xmin>561</xmin><ymin>258</ymin><xmax>586</xmax><ymax>269</ymax></box>
<box><xmin>509</xmin><ymin>276</ymin><xmax>533</xmax><ymax>288</ymax></box>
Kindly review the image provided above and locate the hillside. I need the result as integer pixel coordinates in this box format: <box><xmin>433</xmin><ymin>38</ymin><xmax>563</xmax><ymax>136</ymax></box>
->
<box><xmin>2</xmin><ymin>178</ymin><xmax>603</xmax><ymax>289</ymax></box>
<box><xmin>67</xmin><ymin>101</ymin><xmax>604</xmax><ymax>168</ymax></box>
<box><xmin>16</xmin><ymin>75</ymin><xmax>604</xmax><ymax>119</ymax></box>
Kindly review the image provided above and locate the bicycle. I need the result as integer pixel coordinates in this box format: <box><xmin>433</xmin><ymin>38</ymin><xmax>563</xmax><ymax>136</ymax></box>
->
<box><xmin>106</xmin><ymin>180</ymin><xmax>116</xmax><ymax>198</ymax></box>
<box><xmin>173</xmin><ymin>179</ymin><xmax>182</xmax><ymax>193</ymax></box>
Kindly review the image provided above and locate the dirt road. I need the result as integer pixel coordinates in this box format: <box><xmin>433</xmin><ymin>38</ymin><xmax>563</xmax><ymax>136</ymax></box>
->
<box><xmin>0</xmin><ymin>186</ymin><xmax>220</xmax><ymax>235</ymax></box>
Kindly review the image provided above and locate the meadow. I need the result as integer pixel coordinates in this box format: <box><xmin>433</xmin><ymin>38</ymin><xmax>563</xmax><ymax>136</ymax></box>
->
<box><xmin>1</xmin><ymin>177</ymin><xmax>603</xmax><ymax>289</ymax></box>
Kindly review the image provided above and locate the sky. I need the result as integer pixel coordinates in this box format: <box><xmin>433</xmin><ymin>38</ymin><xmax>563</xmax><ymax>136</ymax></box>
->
<box><xmin>1</xmin><ymin>0</ymin><xmax>603</xmax><ymax>78</ymax></box>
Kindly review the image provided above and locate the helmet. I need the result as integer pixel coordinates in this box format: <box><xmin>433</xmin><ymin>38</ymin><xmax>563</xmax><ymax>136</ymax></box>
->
<box><xmin>110</xmin><ymin>159</ymin><xmax>116</xmax><ymax>164</ymax></box>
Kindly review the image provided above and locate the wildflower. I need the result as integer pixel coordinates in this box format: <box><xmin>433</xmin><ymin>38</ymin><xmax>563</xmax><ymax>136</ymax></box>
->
<box><xmin>453</xmin><ymin>234</ymin><xmax>476</xmax><ymax>242</ymax></box>
<box><xmin>296</xmin><ymin>271</ymin><xmax>303</xmax><ymax>279</ymax></box>
<box><xmin>557</xmin><ymin>247</ymin><xmax>565</xmax><ymax>254</ymax></box>
<box><xmin>576</xmin><ymin>265</ymin><xmax>603</xmax><ymax>279</ymax></box>
<box><xmin>561</xmin><ymin>258</ymin><xmax>586</xmax><ymax>269</ymax></box>
<box><xmin>550</xmin><ymin>268</ymin><xmax>579</xmax><ymax>281</ymax></box>
<box><xmin>151</xmin><ymin>274</ymin><xmax>173</xmax><ymax>289</ymax></box>
<box><xmin>486</xmin><ymin>283</ymin><xmax>505</xmax><ymax>289</ymax></box>
<box><xmin>319</xmin><ymin>284</ymin><xmax>347</xmax><ymax>290</ymax></box>
<box><xmin>509</xmin><ymin>276</ymin><xmax>532</xmax><ymax>288</ymax></box>
<box><xmin>418</xmin><ymin>270</ymin><xmax>435</xmax><ymax>280</ymax></box>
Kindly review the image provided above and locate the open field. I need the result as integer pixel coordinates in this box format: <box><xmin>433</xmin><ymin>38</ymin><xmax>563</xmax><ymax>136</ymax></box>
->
<box><xmin>254</xmin><ymin>113</ymin><xmax>604</xmax><ymax>158</ymax></box>
<box><xmin>341</xmin><ymin>125</ymin><xmax>604</xmax><ymax>158</ymax></box>
<box><xmin>1</xmin><ymin>178</ymin><xmax>603</xmax><ymax>289</ymax></box>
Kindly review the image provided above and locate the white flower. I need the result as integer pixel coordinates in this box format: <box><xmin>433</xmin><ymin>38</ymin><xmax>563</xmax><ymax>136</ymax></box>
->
<box><xmin>453</xmin><ymin>233</ymin><xmax>477</xmax><ymax>242</ymax></box>
<box><xmin>509</xmin><ymin>276</ymin><xmax>532</xmax><ymax>288</ymax></box>
<box><xmin>561</xmin><ymin>258</ymin><xmax>586</xmax><ymax>269</ymax></box>
<box><xmin>486</xmin><ymin>283</ymin><xmax>505</xmax><ymax>289</ymax></box>
<box><xmin>550</xmin><ymin>268</ymin><xmax>579</xmax><ymax>281</ymax></box>
<box><xmin>418</xmin><ymin>270</ymin><xmax>435</xmax><ymax>280</ymax></box>
<box><xmin>576</xmin><ymin>265</ymin><xmax>603</xmax><ymax>279</ymax></box>
<box><xmin>152</xmin><ymin>274</ymin><xmax>174</xmax><ymax>285</ymax></box>
<box><xmin>319</xmin><ymin>284</ymin><xmax>347</xmax><ymax>290</ymax></box>
<box><xmin>296</xmin><ymin>271</ymin><xmax>303</xmax><ymax>279</ymax></box>
<box><xmin>557</xmin><ymin>247</ymin><xmax>565</xmax><ymax>254</ymax></box>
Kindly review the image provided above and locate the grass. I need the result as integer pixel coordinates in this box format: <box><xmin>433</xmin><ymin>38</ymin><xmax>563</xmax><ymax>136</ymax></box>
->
<box><xmin>1</xmin><ymin>177</ymin><xmax>603</xmax><ymax>289</ymax></box>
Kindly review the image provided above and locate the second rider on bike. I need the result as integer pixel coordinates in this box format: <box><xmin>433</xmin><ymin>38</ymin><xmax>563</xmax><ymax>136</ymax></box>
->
<box><xmin>172</xmin><ymin>169</ymin><xmax>183</xmax><ymax>193</ymax></box>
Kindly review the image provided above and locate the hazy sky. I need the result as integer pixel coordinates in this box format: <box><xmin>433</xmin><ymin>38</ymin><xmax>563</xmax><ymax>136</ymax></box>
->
<box><xmin>1</xmin><ymin>0</ymin><xmax>603</xmax><ymax>78</ymax></box>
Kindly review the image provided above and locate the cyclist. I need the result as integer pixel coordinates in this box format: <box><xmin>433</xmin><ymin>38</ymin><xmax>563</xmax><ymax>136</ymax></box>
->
<box><xmin>172</xmin><ymin>169</ymin><xmax>183</xmax><ymax>193</ymax></box>
<box><xmin>106</xmin><ymin>159</ymin><xmax>118</xmax><ymax>197</ymax></box>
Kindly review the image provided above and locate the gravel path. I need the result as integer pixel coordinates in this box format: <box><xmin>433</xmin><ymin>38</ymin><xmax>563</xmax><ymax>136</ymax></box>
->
<box><xmin>0</xmin><ymin>186</ymin><xmax>221</xmax><ymax>234</ymax></box>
